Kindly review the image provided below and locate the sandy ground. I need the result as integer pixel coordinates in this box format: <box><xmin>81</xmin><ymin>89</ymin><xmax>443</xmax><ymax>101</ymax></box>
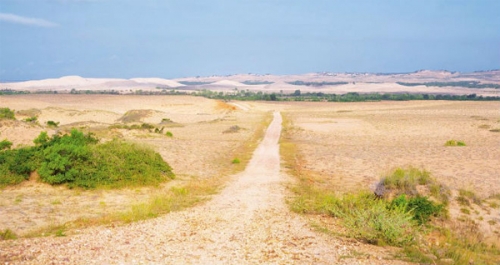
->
<box><xmin>1</xmin><ymin>96</ymin><xmax>499</xmax><ymax>263</ymax></box>
<box><xmin>278</xmin><ymin>100</ymin><xmax>500</xmax><ymax>243</ymax></box>
<box><xmin>0</xmin><ymin>95</ymin><xmax>268</xmax><ymax>235</ymax></box>
<box><xmin>0</xmin><ymin>112</ymin><xmax>410</xmax><ymax>265</ymax></box>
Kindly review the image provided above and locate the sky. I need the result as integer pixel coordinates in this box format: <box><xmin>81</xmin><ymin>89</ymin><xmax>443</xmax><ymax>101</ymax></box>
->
<box><xmin>0</xmin><ymin>0</ymin><xmax>499</xmax><ymax>81</ymax></box>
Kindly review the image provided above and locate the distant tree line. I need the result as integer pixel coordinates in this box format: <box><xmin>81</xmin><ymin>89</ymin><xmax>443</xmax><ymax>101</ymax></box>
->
<box><xmin>178</xmin><ymin>81</ymin><xmax>214</xmax><ymax>86</ymax></box>
<box><xmin>0</xmin><ymin>89</ymin><xmax>30</xmax><ymax>95</ymax></box>
<box><xmin>397</xmin><ymin>81</ymin><xmax>500</xmax><ymax>89</ymax></box>
<box><xmin>194</xmin><ymin>89</ymin><xmax>500</xmax><ymax>102</ymax></box>
<box><xmin>286</xmin><ymin>81</ymin><xmax>349</xmax><ymax>87</ymax></box>
<box><xmin>241</xmin><ymin>80</ymin><xmax>274</xmax><ymax>85</ymax></box>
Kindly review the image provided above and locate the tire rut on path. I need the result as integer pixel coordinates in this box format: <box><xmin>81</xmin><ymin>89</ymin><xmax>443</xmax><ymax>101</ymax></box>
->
<box><xmin>1</xmin><ymin>112</ymin><xmax>356</xmax><ymax>264</ymax></box>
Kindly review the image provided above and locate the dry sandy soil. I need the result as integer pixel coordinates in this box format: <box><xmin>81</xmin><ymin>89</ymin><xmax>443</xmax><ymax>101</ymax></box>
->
<box><xmin>0</xmin><ymin>108</ymin><xmax>409</xmax><ymax>265</ymax></box>
<box><xmin>1</xmin><ymin>95</ymin><xmax>499</xmax><ymax>264</ymax></box>
<box><xmin>278</xmin><ymin>100</ymin><xmax>500</xmax><ymax>243</ymax></box>
<box><xmin>0</xmin><ymin>95</ymin><xmax>269</xmax><ymax>236</ymax></box>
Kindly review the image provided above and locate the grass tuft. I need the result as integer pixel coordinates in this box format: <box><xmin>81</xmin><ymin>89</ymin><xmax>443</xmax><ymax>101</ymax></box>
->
<box><xmin>444</xmin><ymin>140</ymin><xmax>466</xmax><ymax>146</ymax></box>
<box><xmin>0</xmin><ymin>229</ymin><xmax>18</xmax><ymax>240</ymax></box>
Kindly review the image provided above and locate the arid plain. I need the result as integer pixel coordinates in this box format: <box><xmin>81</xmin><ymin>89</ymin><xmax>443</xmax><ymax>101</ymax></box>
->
<box><xmin>1</xmin><ymin>92</ymin><xmax>499</xmax><ymax>264</ymax></box>
<box><xmin>0</xmin><ymin>94</ymin><xmax>272</xmax><ymax>235</ymax></box>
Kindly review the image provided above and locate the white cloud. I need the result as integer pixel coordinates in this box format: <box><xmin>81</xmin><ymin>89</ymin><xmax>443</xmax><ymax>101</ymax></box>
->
<box><xmin>0</xmin><ymin>13</ymin><xmax>59</xmax><ymax>28</ymax></box>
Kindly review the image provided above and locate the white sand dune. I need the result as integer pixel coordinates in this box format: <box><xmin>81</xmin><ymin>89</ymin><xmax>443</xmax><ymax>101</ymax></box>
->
<box><xmin>130</xmin><ymin>78</ymin><xmax>185</xmax><ymax>87</ymax></box>
<box><xmin>2</xmin><ymin>76</ymin><xmax>123</xmax><ymax>88</ymax></box>
<box><xmin>211</xmin><ymin>80</ymin><xmax>246</xmax><ymax>87</ymax></box>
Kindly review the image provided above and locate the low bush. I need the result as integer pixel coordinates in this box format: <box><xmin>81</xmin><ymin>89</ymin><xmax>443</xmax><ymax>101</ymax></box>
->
<box><xmin>0</xmin><ymin>129</ymin><xmax>174</xmax><ymax>189</ymax></box>
<box><xmin>0</xmin><ymin>108</ymin><xmax>15</xmax><ymax>120</ymax></box>
<box><xmin>46</xmin><ymin>120</ymin><xmax>60</xmax><ymax>127</ymax></box>
<box><xmin>0</xmin><ymin>139</ymin><xmax>12</xmax><ymax>150</ymax></box>
<box><xmin>0</xmin><ymin>147</ymin><xmax>38</xmax><ymax>187</ymax></box>
<box><xmin>325</xmin><ymin>192</ymin><xmax>416</xmax><ymax>246</ymax></box>
<box><xmin>231</xmin><ymin>158</ymin><xmax>240</xmax><ymax>164</ymax></box>
<box><xmin>391</xmin><ymin>195</ymin><xmax>444</xmax><ymax>225</ymax></box>
<box><xmin>166</xmin><ymin>131</ymin><xmax>173</xmax><ymax>137</ymax></box>
<box><xmin>24</xmin><ymin>116</ymin><xmax>38</xmax><ymax>123</ymax></box>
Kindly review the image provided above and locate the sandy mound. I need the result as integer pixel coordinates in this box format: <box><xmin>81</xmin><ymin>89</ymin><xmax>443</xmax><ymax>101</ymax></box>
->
<box><xmin>3</xmin><ymin>76</ymin><xmax>123</xmax><ymax>88</ymax></box>
<box><xmin>211</xmin><ymin>80</ymin><xmax>246</xmax><ymax>87</ymax></box>
<box><xmin>131</xmin><ymin>78</ymin><xmax>185</xmax><ymax>87</ymax></box>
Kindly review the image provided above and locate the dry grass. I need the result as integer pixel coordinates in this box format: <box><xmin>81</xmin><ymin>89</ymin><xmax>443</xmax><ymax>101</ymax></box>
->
<box><xmin>280</xmin><ymin>101</ymin><xmax>500</xmax><ymax>264</ymax></box>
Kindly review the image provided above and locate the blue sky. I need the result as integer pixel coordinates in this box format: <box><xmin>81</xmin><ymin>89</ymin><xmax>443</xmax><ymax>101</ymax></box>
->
<box><xmin>0</xmin><ymin>0</ymin><xmax>499</xmax><ymax>81</ymax></box>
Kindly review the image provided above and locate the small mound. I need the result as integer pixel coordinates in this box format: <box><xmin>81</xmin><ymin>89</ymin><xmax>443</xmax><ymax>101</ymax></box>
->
<box><xmin>117</xmin><ymin>110</ymin><xmax>155</xmax><ymax>123</ymax></box>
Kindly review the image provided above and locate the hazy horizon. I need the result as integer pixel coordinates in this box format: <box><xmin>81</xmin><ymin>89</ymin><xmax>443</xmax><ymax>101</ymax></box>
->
<box><xmin>1</xmin><ymin>0</ymin><xmax>499</xmax><ymax>81</ymax></box>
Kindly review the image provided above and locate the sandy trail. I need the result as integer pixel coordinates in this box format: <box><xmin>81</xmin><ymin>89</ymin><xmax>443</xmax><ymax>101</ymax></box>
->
<box><xmin>0</xmin><ymin>111</ymin><xmax>356</xmax><ymax>265</ymax></box>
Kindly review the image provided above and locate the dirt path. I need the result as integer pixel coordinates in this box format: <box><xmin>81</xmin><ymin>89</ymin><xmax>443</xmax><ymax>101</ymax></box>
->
<box><xmin>1</xmin><ymin>112</ymin><xmax>384</xmax><ymax>264</ymax></box>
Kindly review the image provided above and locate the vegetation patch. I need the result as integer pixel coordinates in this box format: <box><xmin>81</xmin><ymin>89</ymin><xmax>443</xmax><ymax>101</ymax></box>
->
<box><xmin>0</xmin><ymin>129</ymin><xmax>174</xmax><ymax>189</ymax></box>
<box><xmin>458</xmin><ymin>189</ymin><xmax>482</xmax><ymax>205</ymax></box>
<box><xmin>287</xmin><ymin>81</ymin><xmax>349</xmax><ymax>87</ymax></box>
<box><xmin>160</xmin><ymin>118</ymin><xmax>173</xmax><ymax>124</ymax></box>
<box><xmin>0</xmin><ymin>139</ymin><xmax>13</xmax><ymax>150</ymax></box>
<box><xmin>0</xmin><ymin>107</ymin><xmax>16</xmax><ymax>120</ymax></box>
<box><xmin>24</xmin><ymin>116</ymin><xmax>38</xmax><ymax>123</ymax></box>
<box><xmin>489</xmin><ymin>128</ymin><xmax>500</xmax><ymax>133</ymax></box>
<box><xmin>0</xmin><ymin>229</ymin><xmax>18</xmax><ymax>240</ymax></box>
<box><xmin>444</xmin><ymin>140</ymin><xmax>466</xmax><ymax>146</ymax></box>
<box><xmin>241</xmin><ymin>80</ymin><xmax>274</xmax><ymax>85</ymax></box>
<box><xmin>397</xmin><ymin>81</ymin><xmax>500</xmax><ymax>89</ymax></box>
<box><xmin>46</xmin><ymin>120</ymin><xmax>60</xmax><ymax>127</ymax></box>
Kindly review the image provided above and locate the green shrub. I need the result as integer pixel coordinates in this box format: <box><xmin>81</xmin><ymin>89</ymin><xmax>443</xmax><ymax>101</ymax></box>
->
<box><xmin>154</xmin><ymin>127</ymin><xmax>164</xmax><ymax>134</ymax></box>
<box><xmin>0</xmin><ymin>147</ymin><xmax>38</xmax><ymax>187</ymax></box>
<box><xmin>90</xmin><ymin>140</ymin><xmax>174</xmax><ymax>188</ymax></box>
<box><xmin>166</xmin><ymin>131</ymin><xmax>173</xmax><ymax>137</ymax></box>
<box><xmin>444</xmin><ymin>140</ymin><xmax>466</xmax><ymax>146</ymax></box>
<box><xmin>381</xmin><ymin>167</ymin><xmax>431</xmax><ymax>196</ymax></box>
<box><xmin>0</xmin><ymin>139</ymin><xmax>12</xmax><ymax>150</ymax></box>
<box><xmin>0</xmin><ymin>108</ymin><xmax>15</xmax><ymax>120</ymax></box>
<box><xmin>24</xmin><ymin>116</ymin><xmax>38</xmax><ymax>123</ymax></box>
<box><xmin>231</xmin><ymin>158</ymin><xmax>240</xmax><ymax>164</ymax></box>
<box><xmin>1</xmin><ymin>129</ymin><xmax>174</xmax><ymax>189</ymax></box>
<box><xmin>140</xmin><ymin>123</ymin><xmax>155</xmax><ymax>130</ymax></box>
<box><xmin>38</xmin><ymin>129</ymin><xmax>98</xmax><ymax>185</ymax></box>
<box><xmin>46</xmin><ymin>120</ymin><xmax>60</xmax><ymax>127</ymax></box>
<box><xmin>326</xmin><ymin>192</ymin><xmax>416</xmax><ymax>246</ymax></box>
<box><xmin>406</xmin><ymin>196</ymin><xmax>443</xmax><ymax>225</ymax></box>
